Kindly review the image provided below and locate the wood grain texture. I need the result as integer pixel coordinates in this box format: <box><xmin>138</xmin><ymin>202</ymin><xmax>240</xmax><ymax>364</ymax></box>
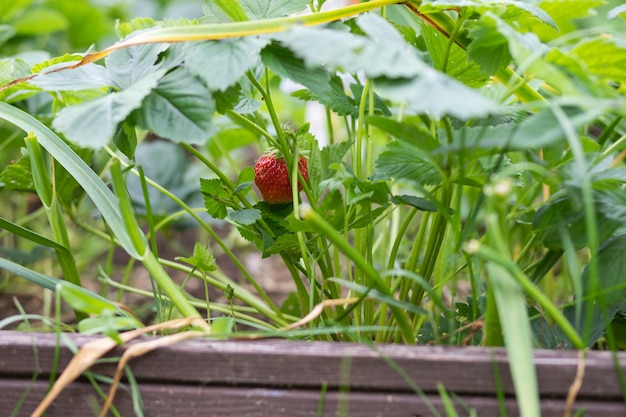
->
<box><xmin>1</xmin><ymin>331</ymin><xmax>626</xmax><ymax>416</ymax></box>
<box><xmin>5</xmin><ymin>379</ymin><xmax>626</xmax><ymax>417</ymax></box>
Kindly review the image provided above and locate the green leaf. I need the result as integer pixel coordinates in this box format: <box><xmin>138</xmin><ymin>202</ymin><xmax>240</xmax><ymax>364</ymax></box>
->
<box><xmin>47</xmin><ymin>0</ymin><xmax>114</xmax><ymax>49</ymax></box>
<box><xmin>185</xmin><ymin>37</ymin><xmax>269</xmax><ymax>91</ymax></box>
<box><xmin>106</xmin><ymin>43</ymin><xmax>170</xmax><ymax>90</ymax></box>
<box><xmin>262</xmin><ymin>233</ymin><xmax>301</xmax><ymax>257</ymax></box>
<box><xmin>447</xmin><ymin>106</ymin><xmax>606</xmax><ymax>151</ymax></box>
<box><xmin>533</xmin><ymin>191</ymin><xmax>621</xmax><ymax>251</ymax></box>
<box><xmin>0</xmin><ymin>257</ymin><xmax>122</xmax><ymax>314</ymax></box>
<box><xmin>608</xmin><ymin>4</ymin><xmax>626</xmax><ymax>21</ymax></box>
<box><xmin>374</xmin><ymin>73</ymin><xmax>500</xmax><ymax>120</ymax></box>
<box><xmin>235</xmin><ymin>166</ymin><xmax>255</xmax><ymax>193</ymax></box>
<box><xmin>486</xmin><ymin>262</ymin><xmax>540</xmax><ymax>417</ymax></box>
<box><xmin>211</xmin><ymin>316</ymin><xmax>234</xmax><ymax>336</ymax></box>
<box><xmin>570</xmin><ymin>38</ymin><xmax>626</xmax><ymax>87</ymax></box>
<box><xmin>201</xmin><ymin>178</ymin><xmax>230</xmax><ymax>219</ymax></box>
<box><xmin>583</xmin><ymin>234</ymin><xmax>626</xmax><ymax>306</ymax></box>
<box><xmin>365</xmin><ymin>116</ymin><xmax>439</xmax><ymax>151</ymax></box>
<box><xmin>0</xmin><ymin>102</ymin><xmax>140</xmax><ymax>258</ymax></box>
<box><xmin>391</xmin><ymin>195</ymin><xmax>437</xmax><ymax>212</ymax></box>
<box><xmin>530</xmin><ymin>0</ymin><xmax>604</xmax><ymax>41</ymax></box>
<box><xmin>0</xmin><ymin>156</ymin><xmax>35</xmax><ymax>192</ymax></box>
<box><xmin>228</xmin><ymin>208</ymin><xmax>261</xmax><ymax>225</ymax></box>
<box><xmin>135</xmin><ymin>67</ymin><xmax>215</xmax><ymax>145</ymax></box>
<box><xmin>211</xmin><ymin>0</ymin><xmax>249</xmax><ymax>22</ymax></box>
<box><xmin>61</xmin><ymin>284</ymin><xmax>117</xmax><ymax>316</ymax></box>
<box><xmin>0</xmin><ymin>58</ymin><xmax>36</xmax><ymax>102</ymax></box>
<box><xmin>53</xmin><ymin>70</ymin><xmax>164</xmax><ymax>149</ymax></box>
<box><xmin>242</xmin><ymin>0</ymin><xmax>310</xmax><ymax>19</ymax></box>
<box><xmin>202</xmin><ymin>0</ymin><xmax>236</xmax><ymax>23</ymax></box>
<box><xmin>420</xmin><ymin>0</ymin><xmax>556</xmax><ymax>29</ymax></box>
<box><xmin>116</xmin><ymin>17</ymin><xmax>159</xmax><ymax>38</ymax></box>
<box><xmin>113</xmin><ymin>122</ymin><xmax>138</xmax><ymax>160</ymax></box>
<box><xmin>292</xmin><ymin>76</ymin><xmax>358</xmax><ymax>117</ymax></box>
<box><xmin>176</xmin><ymin>242</ymin><xmax>217</xmax><ymax>273</ymax></box>
<box><xmin>262</xmin><ymin>42</ymin><xmax>331</xmax><ymax>91</ymax></box>
<box><xmin>0</xmin><ymin>24</ymin><xmax>15</xmax><ymax>47</ymax></box>
<box><xmin>373</xmin><ymin>140</ymin><xmax>443</xmax><ymax>186</ymax></box>
<box><xmin>78</xmin><ymin>315</ymin><xmax>139</xmax><ymax>336</ymax></box>
<box><xmin>467</xmin><ymin>16</ymin><xmax>512</xmax><ymax>76</ymax></box>
<box><xmin>418</xmin><ymin>19</ymin><xmax>490</xmax><ymax>86</ymax></box>
<box><xmin>11</xmin><ymin>6</ymin><xmax>68</xmax><ymax>35</ymax></box>
<box><xmin>0</xmin><ymin>0</ymin><xmax>33</xmax><ymax>22</ymax></box>
<box><xmin>275</xmin><ymin>15</ymin><xmax>424</xmax><ymax>79</ymax></box>
<box><xmin>30</xmin><ymin>63</ymin><xmax>113</xmax><ymax>91</ymax></box>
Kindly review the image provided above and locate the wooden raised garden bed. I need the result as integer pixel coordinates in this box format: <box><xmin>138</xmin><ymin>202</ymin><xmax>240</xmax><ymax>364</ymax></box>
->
<box><xmin>1</xmin><ymin>330</ymin><xmax>625</xmax><ymax>416</ymax></box>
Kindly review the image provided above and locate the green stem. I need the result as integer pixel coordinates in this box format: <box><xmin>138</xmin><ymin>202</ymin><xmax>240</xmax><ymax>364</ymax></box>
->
<box><xmin>301</xmin><ymin>206</ymin><xmax>414</xmax><ymax>343</ymax></box>
<box><xmin>109</xmin><ymin>161</ymin><xmax>204</xmax><ymax>321</ymax></box>
<box><xmin>467</xmin><ymin>242</ymin><xmax>585</xmax><ymax>349</ymax></box>
<box><xmin>24</xmin><ymin>135</ymin><xmax>85</xmax><ymax>321</ymax></box>
<box><xmin>106</xmin><ymin>149</ymin><xmax>284</xmax><ymax>319</ymax></box>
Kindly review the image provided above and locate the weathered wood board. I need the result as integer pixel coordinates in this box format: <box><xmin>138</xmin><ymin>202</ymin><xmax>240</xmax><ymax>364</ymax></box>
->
<box><xmin>1</xmin><ymin>331</ymin><xmax>625</xmax><ymax>416</ymax></box>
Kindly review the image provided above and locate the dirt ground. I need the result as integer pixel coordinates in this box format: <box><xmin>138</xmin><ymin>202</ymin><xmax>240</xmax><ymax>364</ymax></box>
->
<box><xmin>0</xmin><ymin>225</ymin><xmax>297</xmax><ymax>328</ymax></box>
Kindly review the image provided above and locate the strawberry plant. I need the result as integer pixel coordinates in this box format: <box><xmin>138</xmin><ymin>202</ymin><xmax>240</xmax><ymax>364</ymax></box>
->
<box><xmin>3</xmin><ymin>1</ymin><xmax>626</xmax><ymax>415</ymax></box>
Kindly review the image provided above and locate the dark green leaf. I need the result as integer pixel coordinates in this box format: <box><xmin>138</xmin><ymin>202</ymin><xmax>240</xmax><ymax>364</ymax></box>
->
<box><xmin>373</xmin><ymin>74</ymin><xmax>500</xmax><ymax>120</ymax></box>
<box><xmin>185</xmin><ymin>37</ymin><xmax>269</xmax><ymax>92</ymax></box>
<box><xmin>201</xmin><ymin>178</ymin><xmax>230</xmax><ymax>219</ymax></box>
<box><xmin>53</xmin><ymin>70</ymin><xmax>164</xmax><ymax>148</ymax></box>
<box><xmin>446</xmin><ymin>106</ymin><xmax>606</xmax><ymax>152</ymax></box>
<box><xmin>418</xmin><ymin>19</ymin><xmax>490</xmax><ymax>86</ymax></box>
<box><xmin>365</xmin><ymin>116</ymin><xmax>439</xmax><ymax>151</ymax></box>
<box><xmin>228</xmin><ymin>208</ymin><xmax>261</xmax><ymax>225</ymax></box>
<box><xmin>176</xmin><ymin>242</ymin><xmax>217</xmax><ymax>273</ymax></box>
<box><xmin>105</xmin><ymin>42</ymin><xmax>169</xmax><ymax>89</ymax></box>
<box><xmin>30</xmin><ymin>63</ymin><xmax>113</xmax><ymax>91</ymax></box>
<box><xmin>113</xmin><ymin>122</ymin><xmax>138</xmax><ymax>160</ymax></box>
<box><xmin>372</xmin><ymin>140</ymin><xmax>443</xmax><ymax>186</ymax></box>
<box><xmin>262</xmin><ymin>233</ymin><xmax>300</xmax><ymax>257</ymax></box>
<box><xmin>135</xmin><ymin>67</ymin><xmax>215</xmax><ymax>145</ymax></box>
<box><xmin>241</xmin><ymin>0</ymin><xmax>310</xmax><ymax>19</ymax></box>
<box><xmin>0</xmin><ymin>157</ymin><xmax>35</xmax><ymax>192</ymax></box>
<box><xmin>391</xmin><ymin>195</ymin><xmax>437</xmax><ymax>212</ymax></box>
<box><xmin>583</xmin><ymin>234</ymin><xmax>626</xmax><ymax>305</ymax></box>
<box><xmin>234</xmin><ymin>166</ymin><xmax>255</xmax><ymax>193</ymax></box>
<box><xmin>467</xmin><ymin>16</ymin><xmax>512</xmax><ymax>76</ymax></box>
<box><xmin>261</xmin><ymin>42</ymin><xmax>331</xmax><ymax>91</ymax></box>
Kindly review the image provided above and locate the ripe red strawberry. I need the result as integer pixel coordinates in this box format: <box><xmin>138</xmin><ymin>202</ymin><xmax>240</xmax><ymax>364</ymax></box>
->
<box><xmin>254</xmin><ymin>153</ymin><xmax>308</xmax><ymax>204</ymax></box>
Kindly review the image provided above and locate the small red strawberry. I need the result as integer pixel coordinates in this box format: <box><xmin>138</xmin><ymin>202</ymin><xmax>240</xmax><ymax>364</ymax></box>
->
<box><xmin>254</xmin><ymin>153</ymin><xmax>308</xmax><ymax>204</ymax></box>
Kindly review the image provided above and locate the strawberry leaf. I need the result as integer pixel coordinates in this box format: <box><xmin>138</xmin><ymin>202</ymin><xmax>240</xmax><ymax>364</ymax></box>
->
<box><xmin>228</xmin><ymin>208</ymin><xmax>261</xmax><ymax>225</ymax></box>
<box><xmin>200</xmin><ymin>178</ymin><xmax>230</xmax><ymax>220</ymax></box>
<box><xmin>185</xmin><ymin>37</ymin><xmax>269</xmax><ymax>92</ymax></box>
<box><xmin>176</xmin><ymin>242</ymin><xmax>217</xmax><ymax>273</ymax></box>
<box><xmin>105</xmin><ymin>42</ymin><xmax>169</xmax><ymax>89</ymax></box>
<box><xmin>373</xmin><ymin>140</ymin><xmax>443</xmax><ymax>186</ymax></box>
<box><xmin>241</xmin><ymin>0</ymin><xmax>310</xmax><ymax>20</ymax></box>
<box><xmin>53</xmin><ymin>70</ymin><xmax>164</xmax><ymax>148</ymax></box>
<box><xmin>135</xmin><ymin>67</ymin><xmax>215</xmax><ymax>145</ymax></box>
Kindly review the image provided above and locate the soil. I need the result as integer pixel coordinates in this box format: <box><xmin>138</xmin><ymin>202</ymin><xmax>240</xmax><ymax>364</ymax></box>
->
<box><xmin>0</xmin><ymin>225</ymin><xmax>296</xmax><ymax>329</ymax></box>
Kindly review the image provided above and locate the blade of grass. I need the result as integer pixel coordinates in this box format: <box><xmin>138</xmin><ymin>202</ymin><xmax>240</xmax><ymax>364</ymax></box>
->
<box><xmin>487</xmin><ymin>262</ymin><xmax>540</xmax><ymax>417</ymax></box>
<box><xmin>300</xmin><ymin>205</ymin><xmax>414</xmax><ymax>343</ymax></box>
<box><xmin>0</xmin><ymin>102</ymin><xmax>139</xmax><ymax>258</ymax></box>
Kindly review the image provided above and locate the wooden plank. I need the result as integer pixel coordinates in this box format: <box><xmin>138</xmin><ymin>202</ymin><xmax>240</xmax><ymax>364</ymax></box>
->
<box><xmin>1</xmin><ymin>331</ymin><xmax>626</xmax><ymax>399</ymax></box>
<box><xmin>4</xmin><ymin>379</ymin><xmax>626</xmax><ymax>417</ymax></box>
